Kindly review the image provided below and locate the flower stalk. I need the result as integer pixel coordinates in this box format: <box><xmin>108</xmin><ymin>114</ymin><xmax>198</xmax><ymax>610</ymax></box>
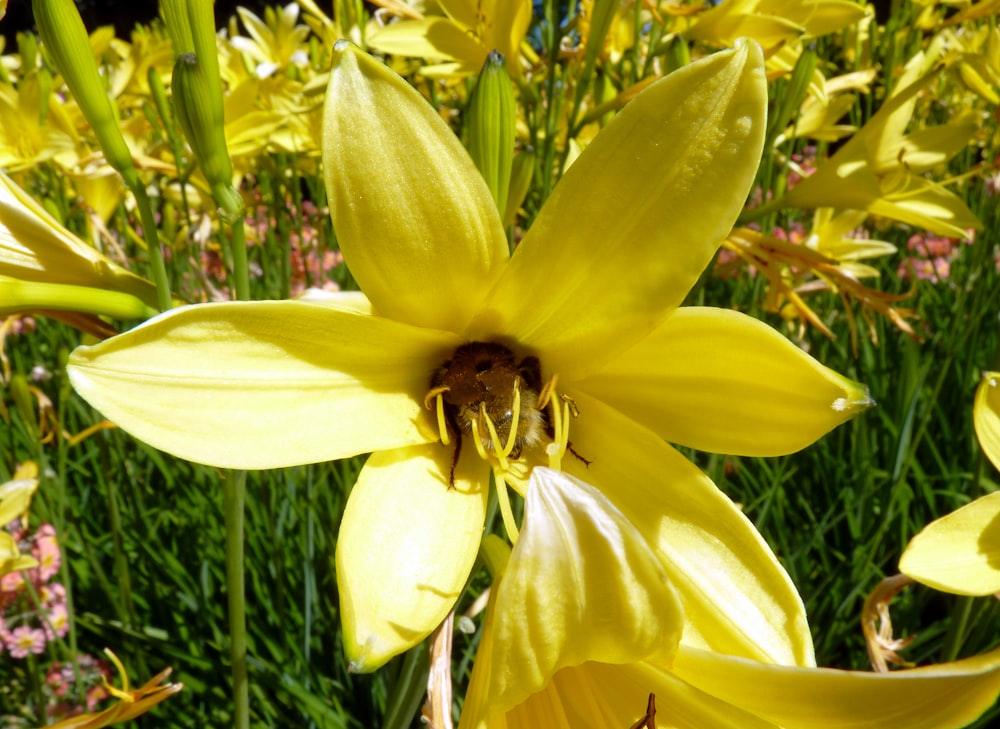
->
<box><xmin>32</xmin><ymin>0</ymin><xmax>172</xmax><ymax>312</ymax></box>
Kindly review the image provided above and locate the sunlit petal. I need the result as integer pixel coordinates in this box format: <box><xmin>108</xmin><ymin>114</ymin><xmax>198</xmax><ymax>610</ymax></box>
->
<box><xmin>975</xmin><ymin>372</ymin><xmax>1000</xmax><ymax>472</ymax></box>
<box><xmin>337</xmin><ymin>443</ymin><xmax>488</xmax><ymax>671</ymax></box>
<box><xmin>67</xmin><ymin>301</ymin><xmax>461</xmax><ymax>468</ymax></box>
<box><xmin>490</xmin><ymin>468</ymin><xmax>683</xmax><ymax>709</ymax></box>
<box><xmin>572</xmin><ymin>307</ymin><xmax>872</xmax><ymax>455</ymax></box>
<box><xmin>368</xmin><ymin>17</ymin><xmax>485</xmax><ymax>65</ymax></box>
<box><xmin>323</xmin><ymin>42</ymin><xmax>507</xmax><ymax>333</ymax></box>
<box><xmin>899</xmin><ymin>492</ymin><xmax>1000</xmax><ymax>596</ymax></box>
<box><xmin>673</xmin><ymin>644</ymin><xmax>1000</xmax><ymax>729</ymax></box>
<box><xmin>563</xmin><ymin>390</ymin><xmax>814</xmax><ymax>666</ymax></box>
<box><xmin>469</xmin><ymin>40</ymin><xmax>767</xmax><ymax>375</ymax></box>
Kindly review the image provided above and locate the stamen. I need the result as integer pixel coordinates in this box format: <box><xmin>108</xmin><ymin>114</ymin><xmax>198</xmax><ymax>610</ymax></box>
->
<box><xmin>537</xmin><ymin>374</ymin><xmax>558</xmax><ymax>410</ymax></box>
<box><xmin>545</xmin><ymin>388</ymin><xmax>572</xmax><ymax>471</ymax></box>
<box><xmin>436</xmin><ymin>394</ymin><xmax>450</xmax><ymax>446</ymax></box>
<box><xmin>469</xmin><ymin>415</ymin><xmax>491</xmax><ymax>461</ymax></box>
<box><xmin>424</xmin><ymin>386</ymin><xmax>451</xmax><ymax>445</ymax></box>
<box><xmin>493</xmin><ymin>467</ymin><xmax>520</xmax><ymax>544</ymax></box>
<box><xmin>501</xmin><ymin>378</ymin><xmax>522</xmax><ymax>457</ymax></box>
<box><xmin>479</xmin><ymin>403</ymin><xmax>510</xmax><ymax>472</ymax></box>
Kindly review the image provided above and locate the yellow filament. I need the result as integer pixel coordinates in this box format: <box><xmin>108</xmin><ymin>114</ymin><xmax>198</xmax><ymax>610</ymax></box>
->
<box><xmin>494</xmin><ymin>468</ymin><xmax>520</xmax><ymax>544</ymax></box>
<box><xmin>424</xmin><ymin>386</ymin><xmax>451</xmax><ymax>445</ymax></box>
<box><xmin>546</xmin><ymin>389</ymin><xmax>571</xmax><ymax>471</ymax></box>
<box><xmin>502</xmin><ymin>378</ymin><xmax>522</xmax><ymax>457</ymax></box>
<box><xmin>479</xmin><ymin>403</ymin><xmax>510</xmax><ymax>472</ymax></box>
<box><xmin>537</xmin><ymin>374</ymin><xmax>558</xmax><ymax>410</ymax></box>
<box><xmin>435</xmin><ymin>394</ymin><xmax>450</xmax><ymax>446</ymax></box>
<box><xmin>469</xmin><ymin>415</ymin><xmax>492</xmax><ymax>461</ymax></box>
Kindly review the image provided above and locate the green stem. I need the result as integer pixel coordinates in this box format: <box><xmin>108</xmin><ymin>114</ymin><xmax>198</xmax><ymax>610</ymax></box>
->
<box><xmin>735</xmin><ymin>195</ymin><xmax>788</xmax><ymax>226</ymax></box>
<box><xmin>229</xmin><ymin>216</ymin><xmax>251</xmax><ymax>302</ymax></box>
<box><xmin>128</xmin><ymin>181</ymin><xmax>173</xmax><ymax>312</ymax></box>
<box><xmin>942</xmin><ymin>595</ymin><xmax>974</xmax><ymax>663</ymax></box>
<box><xmin>223</xmin><ymin>469</ymin><xmax>249</xmax><ymax>729</ymax></box>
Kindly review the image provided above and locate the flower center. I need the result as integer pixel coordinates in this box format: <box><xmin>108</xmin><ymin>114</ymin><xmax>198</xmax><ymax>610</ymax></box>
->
<box><xmin>425</xmin><ymin>342</ymin><xmax>578</xmax><ymax>542</ymax></box>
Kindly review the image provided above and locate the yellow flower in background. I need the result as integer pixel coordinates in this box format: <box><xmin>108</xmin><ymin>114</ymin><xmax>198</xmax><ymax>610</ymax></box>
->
<box><xmin>229</xmin><ymin>3</ymin><xmax>312</xmax><ymax>80</ymax></box>
<box><xmin>686</xmin><ymin>0</ymin><xmax>867</xmax><ymax>52</ymax></box>
<box><xmin>782</xmin><ymin>53</ymin><xmax>981</xmax><ymax>238</ymax></box>
<box><xmin>900</xmin><ymin>372</ymin><xmax>1000</xmax><ymax>596</ymax></box>
<box><xmin>461</xmin><ymin>468</ymin><xmax>1000</xmax><ymax>729</ymax></box>
<box><xmin>68</xmin><ymin>39</ymin><xmax>869</xmax><ymax>672</ymax></box>
<box><xmin>0</xmin><ymin>464</ymin><xmax>39</xmax><ymax>578</ymax></box>
<box><xmin>367</xmin><ymin>0</ymin><xmax>532</xmax><ymax>77</ymax></box>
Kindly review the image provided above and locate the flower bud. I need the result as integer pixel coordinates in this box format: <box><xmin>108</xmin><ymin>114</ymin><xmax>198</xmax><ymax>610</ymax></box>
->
<box><xmin>32</xmin><ymin>0</ymin><xmax>139</xmax><ymax>187</ymax></box>
<box><xmin>172</xmin><ymin>52</ymin><xmax>239</xmax><ymax>214</ymax></box>
<box><xmin>466</xmin><ymin>51</ymin><xmax>516</xmax><ymax>216</ymax></box>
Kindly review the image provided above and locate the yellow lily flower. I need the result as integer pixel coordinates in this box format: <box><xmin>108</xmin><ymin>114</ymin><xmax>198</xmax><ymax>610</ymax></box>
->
<box><xmin>461</xmin><ymin>467</ymin><xmax>1000</xmax><ymax>729</ymax></box>
<box><xmin>229</xmin><ymin>3</ymin><xmax>312</xmax><ymax>80</ymax></box>
<box><xmin>686</xmin><ymin>0</ymin><xmax>867</xmax><ymax>52</ymax></box>
<box><xmin>367</xmin><ymin>0</ymin><xmax>532</xmax><ymax>77</ymax></box>
<box><xmin>781</xmin><ymin>57</ymin><xmax>981</xmax><ymax>238</ymax></box>
<box><xmin>899</xmin><ymin>372</ymin><xmax>1000</xmax><ymax>596</ymax></box>
<box><xmin>67</xmin><ymin>40</ymin><xmax>870</xmax><ymax>671</ymax></box>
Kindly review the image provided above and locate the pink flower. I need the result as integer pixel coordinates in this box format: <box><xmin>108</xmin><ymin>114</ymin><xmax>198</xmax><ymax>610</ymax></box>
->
<box><xmin>43</xmin><ymin>601</ymin><xmax>70</xmax><ymax>640</ymax></box>
<box><xmin>32</xmin><ymin>528</ymin><xmax>61</xmax><ymax>582</ymax></box>
<box><xmin>7</xmin><ymin>625</ymin><xmax>46</xmax><ymax>658</ymax></box>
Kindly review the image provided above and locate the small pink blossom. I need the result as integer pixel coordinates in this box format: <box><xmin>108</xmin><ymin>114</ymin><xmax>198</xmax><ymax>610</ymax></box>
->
<box><xmin>7</xmin><ymin>625</ymin><xmax>46</xmax><ymax>658</ymax></box>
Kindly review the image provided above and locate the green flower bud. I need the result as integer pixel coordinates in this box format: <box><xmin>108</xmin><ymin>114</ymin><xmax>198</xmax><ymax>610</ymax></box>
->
<box><xmin>32</xmin><ymin>0</ymin><xmax>139</xmax><ymax>187</ymax></box>
<box><xmin>159</xmin><ymin>0</ymin><xmax>195</xmax><ymax>55</ymax></box>
<box><xmin>467</xmin><ymin>51</ymin><xmax>516</xmax><ymax>216</ymax></box>
<box><xmin>172</xmin><ymin>52</ymin><xmax>238</xmax><ymax>213</ymax></box>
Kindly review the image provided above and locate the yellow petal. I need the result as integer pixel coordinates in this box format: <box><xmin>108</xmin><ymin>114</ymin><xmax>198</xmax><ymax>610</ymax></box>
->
<box><xmin>470</xmin><ymin>39</ymin><xmax>767</xmax><ymax>376</ymax></box>
<box><xmin>489</xmin><ymin>468</ymin><xmax>683</xmax><ymax>710</ymax></box>
<box><xmin>899</xmin><ymin>492</ymin><xmax>1000</xmax><ymax>596</ymax></box>
<box><xmin>673</xmin><ymin>643</ymin><xmax>1000</xmax><ymax>729</ymax></box>
<box><xmin>0</xmin><ymin>477</ymin><xmax>38</xmax><ymax>524</ymax></box>
<box><xmin>67</xmin><ymin>300</ymin><xmax>461</xmax><ymax>468</ymax></box>
<box><xmin>572</xmin><ymin>307</ymin><xmax>872</xmax><ymax>456</ymax></box>
<box><xmin>0</xmin><ymin>172</ymin><xmax>156</xmax><ymax>305</ymax></box>
<box><xmin>563</xmin><ymin>390</ymin><xmax>815</xmax><ymax>666</ymax></box>
<box><xmin>322</xmin><ymin>42</ymin><xmax>507</xmax><ymax>333</ymax></box>
<box><xmin>975</xmin><ymin>372</ymin><xmax>1000</xmax><ymax>472</ymax></box>
<box><xmin>367</xmin><ymin>17</ymin><xmax>485</xmax><ymax>66</ymax></box>
<box><xmin>337</xmin><ymin>443</ymin><xmax>488</xmax><ymax>671</ymax></box>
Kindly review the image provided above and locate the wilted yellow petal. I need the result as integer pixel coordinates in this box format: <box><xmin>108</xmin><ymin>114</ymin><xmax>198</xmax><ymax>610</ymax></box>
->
<box><xmin>470</xmin><ymin>40</ymin><xmax>767</xmax><ymax>376</ymax></box>
<box><xmin>673</xmin><ymin>643</ymin><xmax>1000</xmax><ymax>729</ymax></box>
<box><xmin>572</xmin><ymin>307</ymin><xmax>872</xmax><ymax>456</ymax></box>
<box><xmin>337</xmin><ymin>443</ymin><xmax>487</xmax><ymax>671</ymax></box>
<box><xmin>899</xmin><ymin>492</ymin><xmax>1000</xmax><ymax>596</ymax></box>
<box><xmin>67</xmin><ymin>300</ymin><xmax>461</xmax><ymax>468</ymax></box>
<box><xmin>975</xmin><ymin>372</ymin><xmax>1000</xmax><ymax>472</ymax></box>
<box><xmin>489</xmin><ymin>468</ymin><xmax>683</xmax><ymax>710</ymax></box>
<box><xmin>563</xmin><ymin>390</ymin><xmax>814</xmax><ymax>666</ymax></box>
<box><xmin>322</xmin><ymin>42</ymin><xmax>507</xmax><ymax>333</ymax></box>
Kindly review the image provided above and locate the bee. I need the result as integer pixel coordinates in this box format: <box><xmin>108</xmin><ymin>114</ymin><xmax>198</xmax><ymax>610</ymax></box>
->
<box><xmin>427</xmin><ymin>342</ymin><xmax>547</xmax><ymax>486</ymax></box>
